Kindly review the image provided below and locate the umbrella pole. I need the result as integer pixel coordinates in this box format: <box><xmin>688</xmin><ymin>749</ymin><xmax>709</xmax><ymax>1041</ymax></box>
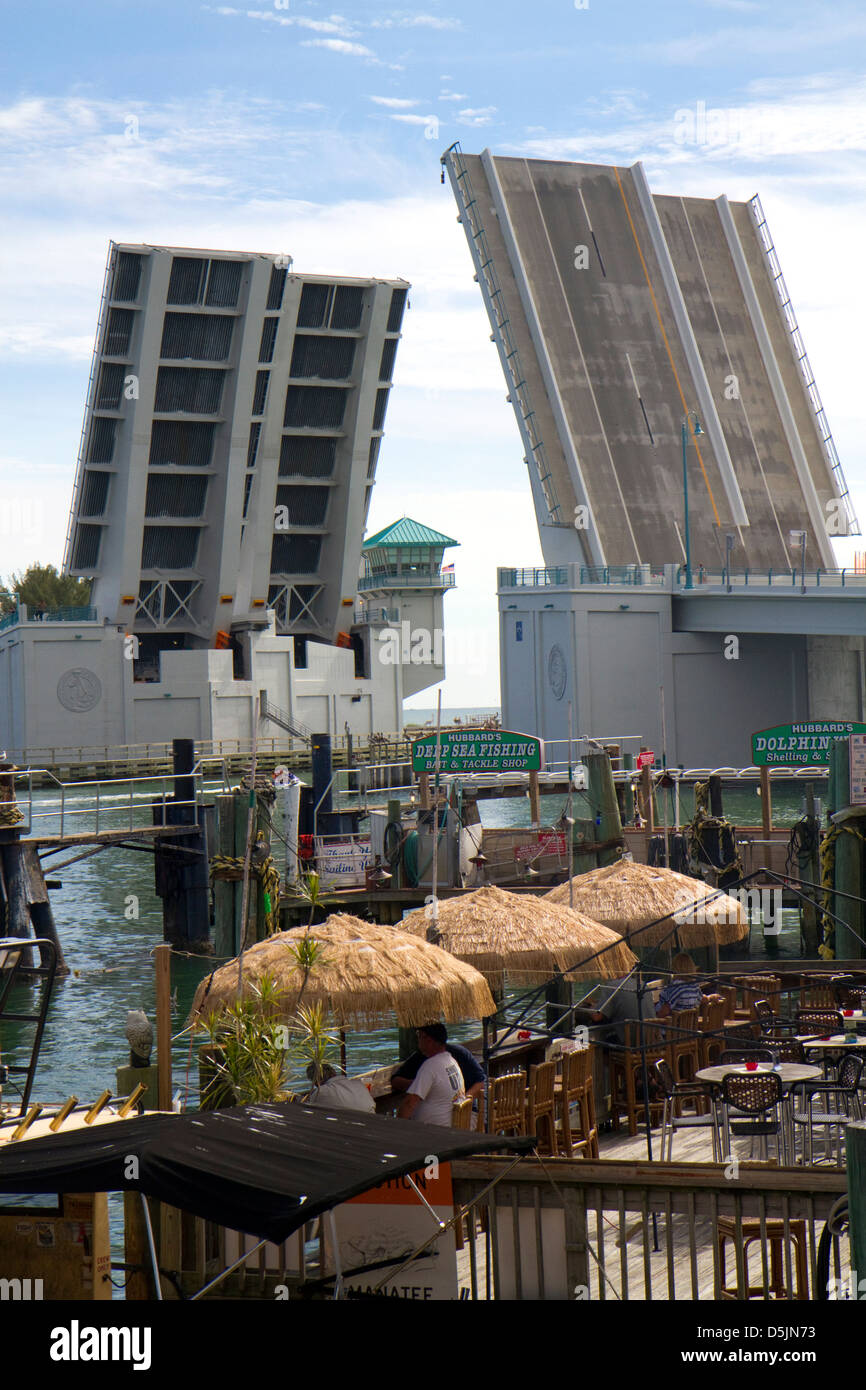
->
<box><xmin>482</xmin><ymin>1017</ymin><xmax>491</xmax><ymax>1133</ymax></box>
<box><xmin>568</xmin><ymin>702</ymin><xmax>574</xmax><ymax>910</ymax></box>
<box><xmin>636</xmin><ymin>972</ymin><xmax>660</xmax><ymax>1252</ymax></box>
<box><xmin>430</xmin><ymin>689</ymin><xmax>442</xmax><ymax>932</ymax></box>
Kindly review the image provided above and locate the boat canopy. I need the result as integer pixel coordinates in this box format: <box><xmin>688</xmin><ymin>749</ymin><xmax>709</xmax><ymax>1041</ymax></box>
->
<box><xmin>0</xmin><ymin>1101</ymin><xmax>531</xmax><ymax>1242</ymax></box>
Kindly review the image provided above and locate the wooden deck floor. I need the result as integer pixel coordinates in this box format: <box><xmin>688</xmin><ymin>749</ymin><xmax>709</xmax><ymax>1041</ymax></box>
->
<box><xmin>453</xmin><ymin>1116</ymin><xmax>849</xmax><ymax>1300</ymax></box>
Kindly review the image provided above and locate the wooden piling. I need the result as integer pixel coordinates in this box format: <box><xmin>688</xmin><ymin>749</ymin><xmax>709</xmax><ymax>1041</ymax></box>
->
<box><xmin>155</xmin><ymin>943</ymin><xmax>173</xmax><ymax>1112</ymax></box>
<box><xmin>639</xmin><ymin>764</ymin><xmax>654</xmax><ymax>832</ymax></box>
<box><xmin>213</xmin><ymin>794</ymin><xmax>236</xmax><ymax>959</ymax></box>
<box><xmin>799</xmin><ymin>781</ymin><xmax>820</xmax><ymax>956</ymax></box>
<box><xmin>759</xmin><ymin>766</ymin><xmax>773</xmax><ymax>839</ymax></box>
<box><xmin>832</xmin><ymin>741</ymin><xmax>863</xmax><ymax>960</ymax></box>
<box><xmin>528</xmin><ymin>770</ymin><xmax>540</xmax><ymax>827</ymax></box>
<box><xmin>622</xmin><ymin>753</ymin><xmax>635</xmax><ymax>825</ymax></box>
<box><xmin>586</xmin><ymin>751</ymin><xmax>623</xmax><ymax>866</ymax></box>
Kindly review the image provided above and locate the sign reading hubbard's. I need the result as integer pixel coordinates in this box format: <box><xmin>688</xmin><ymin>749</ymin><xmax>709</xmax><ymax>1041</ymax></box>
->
<box><xmin>752</xmin><ymin>721</ymin><xmax>866</xmax><ymax>766</ymax></box>
<box><xmin>411</xmin><ymin>729</ymin><xmax>542</xmax><ymax>774</ymax></box>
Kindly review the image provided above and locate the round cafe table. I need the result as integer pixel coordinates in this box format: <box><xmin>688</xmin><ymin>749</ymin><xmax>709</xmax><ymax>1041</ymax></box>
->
<box><xmin>695</xmin><ymin>1063</ymin><xmax>822</xmax><ymax>1165</ymax></box>
<box><xmin>696</xmin><ymin>1063</ymin><xmax>821</xmax><ymax>1086</ymax></box>
<box><xmin>795</xmin><ymin>1034</ymin><xmax>866</xmax><ymax>1050</ymax></box>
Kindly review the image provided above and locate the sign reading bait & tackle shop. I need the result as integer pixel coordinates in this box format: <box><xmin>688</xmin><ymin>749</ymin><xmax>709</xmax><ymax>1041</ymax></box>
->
<box><xmin>411</xmin><ymin>728</ymin><xmax>542</xmax><ymax>773</ymax></box>
<box><xmin>752</xmin><ymin>721</ymin><xmax>866</xmax><ymax>766</ymax></box>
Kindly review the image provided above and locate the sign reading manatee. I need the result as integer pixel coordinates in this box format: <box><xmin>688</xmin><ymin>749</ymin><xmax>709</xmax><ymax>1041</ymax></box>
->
<box><xmin>752</xmin><ymin>721</ymin><xmax>866</xmax><ymax>766</ymax></box>
<box><xmin>411</xmin><ymin>728</ymin><xmax>542</xmax><ymax>774</ymax></box>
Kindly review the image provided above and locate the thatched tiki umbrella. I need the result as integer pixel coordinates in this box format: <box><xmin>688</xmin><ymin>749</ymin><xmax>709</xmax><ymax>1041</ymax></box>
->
<box><xmin>189</xmin><ymin>914</ymin><xmax>495</xmax><ymax>1029</ymax></box>
<box><xmin>545</xmin><ymin>859</ymin><xmax>748</xmax><ymax>950</ymax></box>
<box><xmin>399</xmin><ymin>884</ymin><xmax>637</xmax><ymax>987</ymax></box>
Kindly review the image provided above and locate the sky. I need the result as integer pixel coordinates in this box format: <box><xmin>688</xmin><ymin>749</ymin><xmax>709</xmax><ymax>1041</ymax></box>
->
<box><xmin>2</xmin><ymin>0</ymin><xmax>866</xmax><ymax>708</ymax></box>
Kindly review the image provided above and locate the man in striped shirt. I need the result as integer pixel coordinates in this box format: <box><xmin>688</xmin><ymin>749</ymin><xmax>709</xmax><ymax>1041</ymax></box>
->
<box><xmin>656</xmin><ymin>954</ymin><xmax>703</xmax><ymax>1017</ymax></box>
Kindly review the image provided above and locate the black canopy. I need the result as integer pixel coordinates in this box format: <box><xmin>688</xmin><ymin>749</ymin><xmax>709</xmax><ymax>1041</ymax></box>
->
<box><xmin>0</xmin><ymin>1103</ymin><xmax>531</xmax><ymax>1242</ymax></box>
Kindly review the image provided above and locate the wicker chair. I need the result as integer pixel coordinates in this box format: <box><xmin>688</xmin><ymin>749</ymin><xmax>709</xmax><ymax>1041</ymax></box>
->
<box><xmin>799</xmin><ymin>975</ymin><xmax>838</xmax><ymax>1010</ymax></box>
<box><xmin>555</xmin><ymin>1047</ymin><xmax>599</xmax><ymax>1158</ymax></box>
<box><xmin>752</xmin><ymin>999</ymin><xmax>777</xmax><ymax>1036</ymax></box>
<box><xmin>796</xmin><ymin>1009</ymin><xmax>843</xmax><ymax>1037</ymax></box>
<box><xmin>669</xmin><ymin>1008</ymin><xmax>701</xmax><ymax>1091</ymax></box>
<box><xmin>792</xmin><ymin>1053</ymin><xmax>863</xmax><ymax>1164</ymax></box>
<box><xmin>525</xmin><ymin>1061</ymin><xmax>558</xmax><ymax>1155</ymax></box>
<box><xmin>655</xmin><ymin>1061</ymin><xmax>720</xmax><ymax>1161</ymax></box>
<box><xmin>451</xmin><ymin>1097</ymin><xmax>473</xmax><ymax>1130</ymax></box>
<box><xmin>721</xmin><ymin>1071</ymin><xmax>784</xmax><ymax>1163</ymax></box>
<box><xmin>734</xmin><ymin>975</ymin><xmax>782</xmax><ymax>1020</ymax></box>
<box><xmin>765</xmin><ymin>1037</ymin><xmax>805</xmax><ymax>1064</ymax></box>
<box><xmin>486</xmin><ymin>1072</ymin><xmax>525</xmax><ymax>1137</ymax></box>
<box><xmin>609</xmin><ymin>1020</ymin><xmax>669</xmax><ymax>1136</ymax></box>
<box><xmin>719</xmin><ymin>1047</ymin><xmax>774</xmax><ymax>1064</ymax></box>
<box><xmin>699</xmin><ymin>995</ymin><xmax>728</xmax><ymax>1067</ymax></box>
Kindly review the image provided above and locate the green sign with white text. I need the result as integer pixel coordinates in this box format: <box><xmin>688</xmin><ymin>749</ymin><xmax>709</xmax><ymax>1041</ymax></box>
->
<box><xmin>752</xmin><ymin>721</ymin><xmax>866</xmax><ymax>766</ymax></box>
<box><xmin>411</xmin><ymin>728</ymin><xmax>542</xmax><ymax>774</ymax></box>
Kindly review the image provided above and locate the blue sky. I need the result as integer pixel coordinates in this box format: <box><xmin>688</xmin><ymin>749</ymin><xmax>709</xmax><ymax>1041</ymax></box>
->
<box><xmin>2</xmin><ymin>0</ymin><xmax>866</xmax><ymax>705</ymax></box>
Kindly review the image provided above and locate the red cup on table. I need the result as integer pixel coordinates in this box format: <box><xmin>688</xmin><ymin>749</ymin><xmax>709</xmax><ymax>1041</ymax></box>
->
<box><xmin>745</xmin><ymin>1061</ymin><xmax>759</xmax><ymax>1071</ymax></box>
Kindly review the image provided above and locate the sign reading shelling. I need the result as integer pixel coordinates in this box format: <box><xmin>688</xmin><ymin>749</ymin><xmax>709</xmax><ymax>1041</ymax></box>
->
<box><xmin>751</xmin><ymin>721</ymin><xmax>866</xmax><ymax>766</ymax></box>
<box><xmin>850</xmin><ymin>734</ymin><xmax>866</xmax><ymax>807</ymax></box>
<box><xmin>411</xmin><ymin>728</ymin><xmax>542</xmax><ymax>774</ymax></box>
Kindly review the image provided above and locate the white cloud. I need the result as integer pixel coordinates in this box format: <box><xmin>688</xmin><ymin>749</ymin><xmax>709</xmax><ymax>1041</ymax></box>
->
<box><xmin>301</xmin><ymin>38</ymin><xmax>378</xmax><ymax>57</ymax></box>
<box><xmin>458</xmin><ymin>107</ymin><xmax>497</xmax><ymax>127</ymax></box>
<box><xmin>632</xmin><ymin>15</ymin><xmax>866</xmax><ymax>64</ymax></box>
<box><xmin>389</xmin><ymin>112</ymin><xmax>438</xmax><ymax>126</ymax></box>
<box><xmin>439</xmin><ymin>90</ymin><xmax>468</xmax><ymax>102</ymax></box>
<box><xmin>206</xmin><ymin>5</ymin><xmax>357</xmax><ymax>34</ymax></box>
<box><xmin>371</xmin><ymin>13</ymin><xmax>462</xmax><ymax>30</ymax></box>
<box><xmin>370</xmin><ymin>96</ymin><xmax>422</xmax><ymax>109</ymax></box>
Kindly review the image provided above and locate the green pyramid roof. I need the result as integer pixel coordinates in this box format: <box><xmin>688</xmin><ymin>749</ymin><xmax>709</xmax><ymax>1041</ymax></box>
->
<box><xmin>363</xmin><ymin>518</ymin><xmax>458</xmax><ymax>549</ymax></box>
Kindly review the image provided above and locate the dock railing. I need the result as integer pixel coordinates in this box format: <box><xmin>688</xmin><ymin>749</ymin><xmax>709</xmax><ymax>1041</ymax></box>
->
<box><xmin>11</xmin><ymin>765</ymin><xmax>229</xmax><ymax>841</ymax></box>
<box><xmin>450</xmin><ymin>1155</ymin><xmax>848</xmax><ymax>1301</ymax></box>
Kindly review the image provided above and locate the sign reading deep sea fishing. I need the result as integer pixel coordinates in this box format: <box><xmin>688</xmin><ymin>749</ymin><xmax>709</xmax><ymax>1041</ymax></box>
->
<box><xmin>411</xmin><ymin>728</ymin><xmax>542</xmax><ymax>774</ymax></box>
<box><xmin>752</xmin><ymin>721</ymin><xmax>866</xmax><ymax>766</ymax></box>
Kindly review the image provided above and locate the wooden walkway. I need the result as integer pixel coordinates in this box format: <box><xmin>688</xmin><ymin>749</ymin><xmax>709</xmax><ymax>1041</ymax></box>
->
<box><xmin>452</xmin><ymin>1120</ymin><xmax>849</xmax><ymax>1300</ymax></box>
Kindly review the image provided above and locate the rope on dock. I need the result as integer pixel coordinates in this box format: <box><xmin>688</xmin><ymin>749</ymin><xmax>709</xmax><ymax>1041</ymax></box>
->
<box><xmin>210</xmin><ymin>852</ymin><xmax>281</xmax><ymax>935</ymax></box>
<box><xmin>0</xmin><ymin>803</ymin><xmax>24</xmax><ymax>828</ymax></box>
<box><xmin>819</xmin><ymin>821</ymin><xmax>866</xmax><ymax>960</ymax></box>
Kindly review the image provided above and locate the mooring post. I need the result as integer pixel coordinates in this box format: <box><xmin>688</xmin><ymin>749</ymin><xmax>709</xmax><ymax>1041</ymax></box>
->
<box><xmin>155</xmin><ymin>943</ymin><xmax>173</xmax><ymax>1112</ymax></box>
<box><xmin>528</xmin><ymin>769</ymin><xmax>540</xmax><ymax>827</ymax></box>
<box><xmin>759</xmin><ymin>765</ymin><xmax>772</xmax><ymax>840</ymax></box>
<box><xmin>833</xmin><ymin>741</ymin><xmax>863</xmax><ymax>962</ymax></box>
<box><xmin>622</xmin><ymin>752</ymin><xmax>635</xmax><ymax>825</ymax></box>
<box><xmin>154</xmin><ymin>740</ymin><xmax>210</xmax><ymax>950</ymax></box>
<box><xmin>799</xmin><ymin>782</ymin><xmax>820</xmax><ymax>956</ymax></box>
<box><xmin>0</xmin><ymin>762</ymin><xmax>28</xmax><ymax>941</ymax></box>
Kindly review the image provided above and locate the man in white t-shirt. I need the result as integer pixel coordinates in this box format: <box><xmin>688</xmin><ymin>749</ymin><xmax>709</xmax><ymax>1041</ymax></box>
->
<box><xmin>397</xmin><ymin>1023</ymin><xmax>465</xmax><ymax>1126</ymax></box>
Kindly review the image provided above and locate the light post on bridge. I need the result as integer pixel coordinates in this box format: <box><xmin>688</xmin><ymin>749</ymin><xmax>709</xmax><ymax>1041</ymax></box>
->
<box><xmin>681</xmin><ymin>411</ymin><xmax>703</xmax><ymax>590</ymax></box>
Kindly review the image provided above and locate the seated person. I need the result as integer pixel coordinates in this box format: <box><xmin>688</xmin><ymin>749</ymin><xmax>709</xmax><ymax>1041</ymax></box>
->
<box><xmin>572</xmin><ymin>974</ymin><xmax>656</xmax><ymax>1045</ymax></box>
<box><xmin>305</xmin><ymin>1063</ymin><xmax>375</xmax><ymax>1113</ymax></box>
<box><xmin>397</xmin><ymin>1023</ymin><xmax>466</xmax><ymax>1125</ymax></box>
<box><xmin>391</xmin><ymin>1024</ymin><xmax>485</xmax><ymax>1099</ymax></box>
<box><xmin>656</xmin><ymin>953</ymin><xmax>703</xmax><ymax>1018</ymax></box>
